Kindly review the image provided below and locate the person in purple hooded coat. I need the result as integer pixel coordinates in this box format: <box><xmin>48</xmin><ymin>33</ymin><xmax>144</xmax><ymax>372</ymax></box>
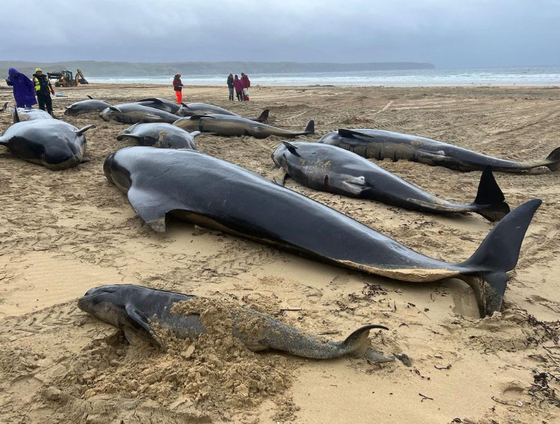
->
<box><xmin>5</xmin><ymin>68</ymin><xmax>37</xmax><ymax>108</ymax></box>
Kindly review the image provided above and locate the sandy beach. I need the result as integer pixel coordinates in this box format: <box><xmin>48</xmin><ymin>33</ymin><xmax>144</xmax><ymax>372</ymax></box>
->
<box><xmin>0</xmin><ymin>83</ymin><xmax>559</xmax><ymax>423</ymax></box>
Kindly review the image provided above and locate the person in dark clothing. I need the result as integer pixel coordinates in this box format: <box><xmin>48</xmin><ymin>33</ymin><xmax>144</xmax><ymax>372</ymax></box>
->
<box><xmin>241</xmin><ymin>72</ymin><xmax>251</xmax><ymax>101</ymax></box>
<box><xmin>6</xmin><ymin>68</ymin><xmax>37</xmax><ymax>108</ymax></box>
<box><xmin>227</xmin><ymin>73</ymin><xmax>234</xmax><ymax>101</ymax></box>
<box><xmin>32</xmin><ymin>68</ymin><xmax>55</xmax><ymax>116</ymax></box>
<box><xmin>233</xmin><ymin>75</ymin><xmax>244</xmax><ymax>101</ymax></box>
<box><xmin>173</xmin><ymin>73</ymin><xmax>183</xmax><ymax>104</ymax></box>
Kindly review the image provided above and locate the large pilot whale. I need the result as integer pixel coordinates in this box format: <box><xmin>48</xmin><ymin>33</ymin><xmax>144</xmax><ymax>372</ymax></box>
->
<box><xmin>272</xmin><ymin>142</ymin><xmax>510</xmax><ymax>221</ymax></box>
<box><xmin>103</xmin><ymin>146</ymin><xmax>541</xmax><ymax>317</ymax></box>
<box><xmin>0</xmin><ymin>115</ymin><xmax>93</xmax><ymax>169</ymax></box>
<box><xmin>78</xmin><ymin>284</ymin><xmax>396</xmax><ymax>363</ymax></box>
<box><xmin>319</xmin><ymin>129</ymin><xmax>560</xmax><ymax>173</ymax></box>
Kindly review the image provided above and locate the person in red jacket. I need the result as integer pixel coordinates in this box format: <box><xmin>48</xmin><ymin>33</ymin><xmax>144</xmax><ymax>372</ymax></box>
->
<box><xmin>173</xmin><ymin>73</ymin><xmax>183</xmax><ymax>104</ymax></box>
<box><xmin>241</xmin><ymin>72</ymin><xmax>251</xmax><ymax>101</ymax></box>
<box><xmin>233</xmin><ymin>75</ymin><xmax>244</xmax><ymax>101</ymax></box>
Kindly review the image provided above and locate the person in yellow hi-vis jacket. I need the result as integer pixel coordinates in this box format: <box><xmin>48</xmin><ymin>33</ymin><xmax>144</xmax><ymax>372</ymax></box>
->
<box><xmin>32</xmin><ymin>68</ymin><xmax>55</xmax><ymax>116</ymax></box>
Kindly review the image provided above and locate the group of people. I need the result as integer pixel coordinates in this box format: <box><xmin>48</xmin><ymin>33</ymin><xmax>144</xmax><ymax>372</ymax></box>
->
<box><xmin>227</xmin><ymin>73</ymin><xmax>251</xmax><ymax>101</ymax></box>
<box><xmin>5</xmin><ymin>68</ymin><xmax>56</xmax><ymax>116</ymax></box>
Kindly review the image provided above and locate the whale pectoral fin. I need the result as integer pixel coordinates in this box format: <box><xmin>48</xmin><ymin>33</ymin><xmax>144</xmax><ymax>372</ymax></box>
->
<box><xmin>146</xmin><ymin>113</ymin><xmax>163</xmax><ymax>121</ymax></box>
<box><xmin>271</xmin><ymin>168</ymin><xmax>289</xmax><ymax>186</ymax></box>
<box><xmin>76</xmin><ymin>125</ymin><xmax>95</xmax><ymax>136</ymax></box>
<box><xmin>190</xmin><ymin>131</ymin><xmax>202</xmax><ymax>138</ymax></box>
<box><xmin>338</xmin><ymin>175</ymin><xmax>368</xmax><ymax>196</ymax></box>
<box><xmin>127</xmin><ymin>185</ymin><xmax>175</xmax><ymax>232</ymax></box>
<box><xmin>124</xmin><ymin>304</ymin><xmax>160</xmax><ymax>346</ymax></box>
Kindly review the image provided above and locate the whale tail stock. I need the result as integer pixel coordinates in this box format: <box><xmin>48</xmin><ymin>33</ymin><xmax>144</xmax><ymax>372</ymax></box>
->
<box><xmin>278</xmin><ymin>323</ymin><xmax>395</xmax><ymax>362</ymax></box>
<box><xmin>545</xmin><ymin>147</ymin><xmax>560</xmax><ymax>172</ymax></box>
<box><xmin>460</xmin><ymin>199</ymin><xmax>541</xmax><ymax>317</ymax></box>
<box><xmin>472</xmin><ymin>166</ymin><xmax>510</xmax><ymax>221</ymax></box>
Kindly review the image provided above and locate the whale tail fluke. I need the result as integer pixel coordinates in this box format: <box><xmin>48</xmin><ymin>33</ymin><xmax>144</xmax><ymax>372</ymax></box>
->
<box><xmin>340</xmin><ymin>324</ymin><xmax>396</xmax><ymax>363</ymax></box>
<box><xmin>545</xmin><ymin>147</ymin><xmax>560</xmax><ymax>172</ymax></box>
<box><xmin>460</xmin><ymin>199</ymin><xmax>541</xmax><ymax>316</ymax></box>
<box><xmin>472</xmin><ymin>166</ymin><xmax>510</xmax><ymax>221</ymax></box>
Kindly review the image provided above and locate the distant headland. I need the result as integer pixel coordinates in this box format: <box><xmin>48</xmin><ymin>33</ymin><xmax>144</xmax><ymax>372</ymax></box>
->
<box><xmin>0</xmin><ymin>61</ymin><xmax>435</xmax><ymax>78</ymax></box>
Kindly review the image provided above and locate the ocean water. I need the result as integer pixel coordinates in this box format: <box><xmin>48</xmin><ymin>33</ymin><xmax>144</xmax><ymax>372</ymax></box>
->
<box><xmin>87</xmin><ymin>66</ymin><xmax>560</xmax><ymax>87</ymax></box>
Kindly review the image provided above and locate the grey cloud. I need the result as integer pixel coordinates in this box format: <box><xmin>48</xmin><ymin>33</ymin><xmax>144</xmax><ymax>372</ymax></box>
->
<box><xmin>0</xmin><ymin>0</ymin><xmax>559</xmax><ymax>67</ymax></box>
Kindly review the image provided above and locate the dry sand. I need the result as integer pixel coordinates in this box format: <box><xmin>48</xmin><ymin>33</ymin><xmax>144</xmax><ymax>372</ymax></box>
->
<box><xmin>0</xmin><ymin>82</ymin><xmax>559</xmax><ymax>423</ymax></box>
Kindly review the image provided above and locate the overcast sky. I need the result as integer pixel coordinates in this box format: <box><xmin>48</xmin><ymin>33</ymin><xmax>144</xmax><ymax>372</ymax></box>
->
<box><xmin>1</xmin><ymin>0</ymin><xmax>559</xmax><ymax>68</ymax></box>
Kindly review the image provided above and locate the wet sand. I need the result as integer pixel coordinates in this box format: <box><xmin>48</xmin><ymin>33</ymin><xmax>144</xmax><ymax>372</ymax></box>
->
<box><xmin>1</xmin><ymin>83</ymin><xmax>559</xmax><ymax>423</ymax></box>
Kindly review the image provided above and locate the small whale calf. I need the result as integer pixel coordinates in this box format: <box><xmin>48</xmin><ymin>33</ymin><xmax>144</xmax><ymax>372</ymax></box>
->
<box><xmin>65</xmin><ymin>96</ymin><xmax>112</xmax><ymax>116</ymax></box>
<box><xmin>320</xmin><ymin>129</ymin><xmax>560</xmax><ymax>173</ymax></box>
<box><xmin>117</xmin><ymin>123</ymin><xmax>199</xmax><ymax>149</ymax></box>
<box><xmin>78</xmin><ymin>284</ymin><xmax>396</xmax><ymax>362</ymax></box>
<box><xmin>272</xmin><ymin>142</ymin><xmax>510</xmax><ymax>221</ymax></box>
<box><xmin>100</xmin><ymin>104</ymin><xmax>180</xmax><ymax>124</ymax></box>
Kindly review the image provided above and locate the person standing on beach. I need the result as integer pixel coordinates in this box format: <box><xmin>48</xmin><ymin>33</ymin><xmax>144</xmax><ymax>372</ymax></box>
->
<box><xmin>32</xmin><ymin>68</ymin><xmax>55</xmax><ymax>116</ymax></box>
<box><xmin>241</xmin><ymin>72</ymin><xmax>251</xmax><ymax>101</ymax></box>
<box><xmin>173</xmin><ymin>73</ymin><xmax>183</xmax><ymax>104</ymax></box>
<box><xmin>227</xmin><ymin>73</ymin><xmax>234</xmax><ymax>101</ymax></box>
<box><xmin>233</xmin><ymin>75</ymin><xmax>244</xmax><ymax>101</ymax></box>
<box><xmin>5</xmin><ymin>68</ymin><xmax>37</xmax><ymax>108</ymax></box>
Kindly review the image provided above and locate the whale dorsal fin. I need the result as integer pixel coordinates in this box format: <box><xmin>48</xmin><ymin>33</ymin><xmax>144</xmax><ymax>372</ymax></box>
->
<box><xmin>108</xmin><ymin>106</ymin><xmax>122</xmax><ymax>113</ymax></box>
<box><xmin>338</xmin><ymin>129</ymin><xmax>373</xmax><ymax>139</ymax></box>
<box><xmin>282</xmin><ymin>141</ymin><xmax>300</xmax><ymax>157</ymax></box>
<box><xmin>87</xmin><ymin>95</ymin><xmax>94</xmax><ymax>99</ymax></box>
<box><xmin>190</xmin><ymin>131</ymin><xmax>201</xmax><ymax>138</ymax></box>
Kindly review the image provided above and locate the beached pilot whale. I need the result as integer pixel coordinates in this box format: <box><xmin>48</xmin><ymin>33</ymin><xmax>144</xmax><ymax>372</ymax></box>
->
<box><xmin>104</xmin><ymin>147</ymin><xmax>541</xmax><ymax>317</ymax></box>
<box><xmin>65</xmin><ymin>96</ymin><xmax>112</xmax><ymax>116</ymax></box>
<box><xmin>0</xmin><ymin>115</ymin><xmax>94</xmax><ymax>169</ymax></box>
<box><xmin>99</xmin><ymin>103</ymin><xmax>180</xmax><ymax>124</ymax></box>
<box><xmin>135</xmin><ymin>97</ymin><xmax>181</xmax><ymax>114</ymax></box>
<box><xmin>9</xmin><ymin>106</ymin><xmax>52</xmax><ymax>122</ymax></box>
<box><xmin>173</xmin><ymin>115</ymin><xmax>314</xmax><ymax>139</ymax></box>
<box><xmin>117</xmin><ymin>123</ymin><xmax>199</xmax><ymax>149</ymax></box>
<box><xmin>272</xmin><ymin>142</ymin><xmax>510</xmax><ymax>222</ymax></box>
<box><xmin>78</xmin><ymin>284</ymin><xmax>396</xmax><ymax>362</ymax></box>
<box><xmin>319</xmin><ymin>129</ymin><xmax>560</xmax><ymax>173</ymax></box>
<box><xmin>177</xmin><ymin>103</ymin><xmax>270</xmax><ymax>123</ymax></box>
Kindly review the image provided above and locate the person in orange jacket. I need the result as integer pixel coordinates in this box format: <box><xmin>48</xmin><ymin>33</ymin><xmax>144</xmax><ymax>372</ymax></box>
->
<box><xmin>173</xmin><ymin>73</ymin><xmax>183</xmax><ymax>104</ymax></box>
